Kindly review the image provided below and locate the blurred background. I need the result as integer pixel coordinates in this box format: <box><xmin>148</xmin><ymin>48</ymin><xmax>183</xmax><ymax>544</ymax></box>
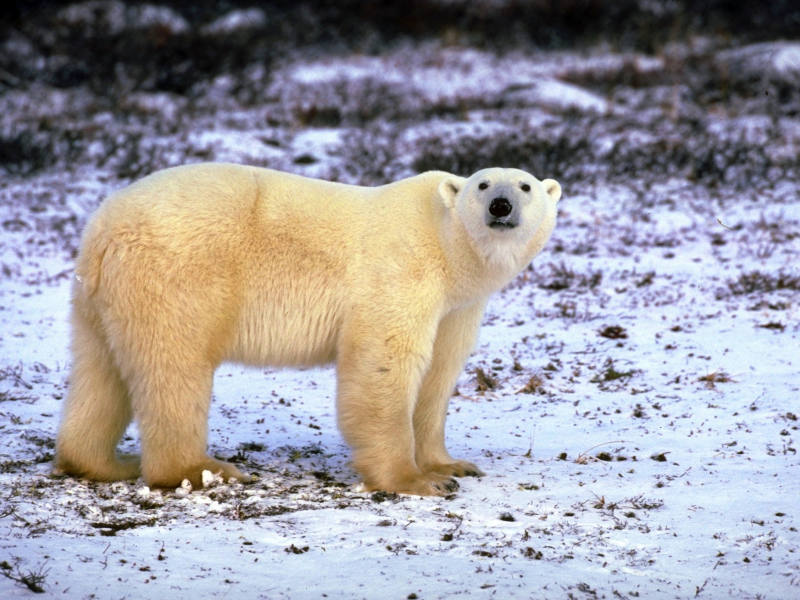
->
<box><xmin>2</xmin><ymin>0</ymin><xmax>800</xmax><ymax>190</ymax></box>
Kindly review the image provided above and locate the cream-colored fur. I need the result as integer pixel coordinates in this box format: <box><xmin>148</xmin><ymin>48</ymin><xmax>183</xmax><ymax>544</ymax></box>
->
<box><xmin>55</xmin><ymin>164</ymin><xmax>561</xmax><ymax>495</ymax></box>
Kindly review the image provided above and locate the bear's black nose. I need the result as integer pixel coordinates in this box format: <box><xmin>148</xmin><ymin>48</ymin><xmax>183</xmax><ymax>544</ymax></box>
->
<box><xmin>489</xmin><ymin>197</ymin><xmax>512</xmax><ymax>218</ymax></box>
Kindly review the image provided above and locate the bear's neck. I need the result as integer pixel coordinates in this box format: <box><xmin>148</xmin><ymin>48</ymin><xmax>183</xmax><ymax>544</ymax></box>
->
<box><xmin>440</xmin><ymin>211</ymin><xmax>534</xmax><ymax>306</ymax></box>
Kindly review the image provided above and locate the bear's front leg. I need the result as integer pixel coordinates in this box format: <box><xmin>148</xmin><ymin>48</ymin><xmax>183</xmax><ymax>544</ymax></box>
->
<box><xmin>414</xmin><ymin>301</ymin><xmax>486</xmax><ymax>479</ymax></box>
<box><xmin>336</xmin><ymin>307</ymin><xmax>459</xmax><ymax>496</ymax></box>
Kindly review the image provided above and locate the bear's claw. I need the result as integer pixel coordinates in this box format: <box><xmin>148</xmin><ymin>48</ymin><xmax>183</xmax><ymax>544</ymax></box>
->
<box><xmin>422</xmin><ymin>460</ymin><xmax>484</xmax><ymax>479</ymax></box>
<box><xmin>436</xmin><ymin>478</ymin><xmax>460</xmax><ymax>493</ymax></box>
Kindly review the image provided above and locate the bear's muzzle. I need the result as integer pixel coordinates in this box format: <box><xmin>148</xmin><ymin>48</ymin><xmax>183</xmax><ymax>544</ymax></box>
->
<box><xmin>487</xmin><ymin>197</ymin><xmax>518</xmax><ymax>229</ymax></box>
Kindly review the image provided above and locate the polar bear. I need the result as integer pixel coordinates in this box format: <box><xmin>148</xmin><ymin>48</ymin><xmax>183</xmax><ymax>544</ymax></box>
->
<box><xmin>55</xmin><ymin>164</ymin><xmax>561</xmax><ymax>496</ymax></box>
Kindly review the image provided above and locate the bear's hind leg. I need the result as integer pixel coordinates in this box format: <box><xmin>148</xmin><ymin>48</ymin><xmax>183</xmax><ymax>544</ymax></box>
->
<box><xmin>128</xmin><ymin>358</ymin><xmax>250</xmax><ymax>489</ymax></box>
<box><xmin>55</xmin><ymin>298</ymin><xmax>140</xmax><ymax>482</ymax></box>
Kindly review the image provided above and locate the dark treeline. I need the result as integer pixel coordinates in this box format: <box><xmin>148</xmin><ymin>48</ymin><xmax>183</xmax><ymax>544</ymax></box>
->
<box><xmin>3</xmin><ymin>0</ymin><xmax>799</xmax><ymax>97</ymax></box>
<box><xmin>5</xmin><ymin>1</ymin><xmax>800</xmax><ymax>51</ymax></box>
<box><xmin>2</xmin><ymin>1</ymin><xmax>799</xmax><ymax>186</ymax></box>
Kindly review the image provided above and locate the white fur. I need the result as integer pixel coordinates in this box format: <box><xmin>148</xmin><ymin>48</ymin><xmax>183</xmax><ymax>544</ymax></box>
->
<box><xmin>55</xmin><ymin>164</ymin><xmax>561</xmax><ymax>495</ymax></box>
<box><xmin>439</xmin><ymin>168</ymin><xmax>561</xmax><ymax>270</ymax></box>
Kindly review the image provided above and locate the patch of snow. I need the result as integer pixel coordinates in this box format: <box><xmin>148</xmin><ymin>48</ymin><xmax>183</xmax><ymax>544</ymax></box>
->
<box><xmin>56</xmin><ymin>1</ymin><xmax>190</xmax><ymax>36</ymax></box>
<box><xmin>57</xmin><ymin>0</ymin><xmax>128</xmax><ymax>35</ymax></box>
<box><xmin>1</xmin><ymin>31</ymin><xmax>39</xmax><ymax>60</ymax></box>
<box><xmin>126</xmin><ymin>4</ymin><xmax>189</xmax><ymax>34</ymax></box>
<box><xmin>201</xmin><ymin>8</ymin><xmax>267</xmax><ymax>35</ymax></box>
<box><xmin>502</xmin><ymin>78</ymin><xmax>611</xmax><ymax>114</ymax></box>
<box><xmin>122</xmin><ymin>92</ymin><xmax>187</xmax><ymax>121</ymax></box>
<box><xmin>717</xmin><ymin>42</ymin><xmax>800</xmax><ymax>86</ymax></box>
<box><xmin>278</xmin><ymin>47</ymin><xmax>628</xmax><ymax>115</ymax></box>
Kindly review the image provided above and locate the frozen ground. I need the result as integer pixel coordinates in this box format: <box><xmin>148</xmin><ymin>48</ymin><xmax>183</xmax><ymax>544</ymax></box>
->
<box><xmin>1</xmin><ymin>5</ymin><xmax>800</xmax><ymax>598</ymax></box>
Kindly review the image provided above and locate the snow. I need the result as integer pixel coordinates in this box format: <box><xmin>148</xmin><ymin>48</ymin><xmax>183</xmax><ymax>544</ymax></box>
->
<box><xmin>56</xmin><ymin>1</ymin><xmax>190</xmax><ymax>36</ymax></box>
<box><xmin>1</xmin><ymin>39</ymin><xmax>799</xmax><ymax>600</ymax></box>
<box><xmin>717</xmin><ymin>42</ymin><xmax>800</xmax><ymax>86</ymax></box>
<box><xmin>56</xmin><ymin>1</ymin><xmax>129</xmax><ymax>36</ymax></box>
<box><xmin>127</xmin><ymin>5</ymin><xmax>190</xmax><ymax>35</ymax></box>
<box><xmin>501</xmin><ymin>79</ymin><xmax>611</xmax><ymax>115</ymax></box>
<box><xmin>278</xmin><ymin>47</ymin><xmax>621</xmax><ymax>116</ymax></box>
<box><xmin>201</xmin><ymin>9</ymin><xmax>268</xmax><ymax>36</ymax></box>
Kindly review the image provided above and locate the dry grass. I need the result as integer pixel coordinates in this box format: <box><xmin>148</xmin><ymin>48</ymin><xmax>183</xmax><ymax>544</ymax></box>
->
<box><xmin>697</xmin><ymin>371</ymin><xmax>736</xmax><ymax>389</ymax></box>
<box><xmin>1</xmin><ymin>559</ymin><xmax>50</xmax><ymax>594</ymax></box>
<box><xmin>599</xmin><ymin>325</ymin><xmax>628</xmax><ymax>340</ymax></box>
<box><xmin>575</xmin><ymin>441</ymin><xmax>627</xmax><ymax>465</ymax></box>
<box><xmin>516</xmin><ymin>375</ymin><xmax>545</xmax><ymax>395</ymax></box>
<box><xmin>727</xmin><ymin>271</ymin><xmax>800</xmax><ymax>296</ymax></box>
<box><xmin>474</xmin><ymin>367</ymin><xmax>498</xmax><ymax>392</ymax></box>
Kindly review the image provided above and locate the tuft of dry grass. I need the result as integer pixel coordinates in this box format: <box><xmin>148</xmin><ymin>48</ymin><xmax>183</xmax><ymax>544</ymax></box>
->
<box><xmin>591</xmin><ymin>359</ymin><xmax>636</xmax><ymax>387</ymax></box>
<box><xmin>757</xmin><ymin>322</ymin><xmax>785</xmax><ymax>332</ymax></box>
<box><xmin>599</xmin><ymin>325</ymin><xmax>628</xmax><ymax>340</ymax></box>
<box><xmin>575</xmin><ymin>441</ymin><xmax>627</xmax><ymax>465</ymax></box>
<box><xmin>1</xmin><ymin>559</ymin><xmax>49</xmax><ymax>594</ymax></box>
<box><xmin>726</xmin><ymin>270</ymin><xmax>800</xmax><ymax>296</ymax></box>
<box><xmin>535</xmin><ymin>262</ymin><xmax>603</xmax><ymax>291</ymax></box>
<box><xmin>474</xmin><ymin>367</ymin><xmax>497</xmax><ymax>392</ymax></box>
<box><xmin>636</xmin><ymin>271</ymin><xmax>655</xmax><ymax>288</ymax></box>
<box><xmin>516</xmin><ymin>375</ymin><xmax>545</xmax><ymax>395</ymax></box>
<box><xmin>697</xmin><ymin>370</ymin><xmax>736</xmax><ymax>389</ymax></box>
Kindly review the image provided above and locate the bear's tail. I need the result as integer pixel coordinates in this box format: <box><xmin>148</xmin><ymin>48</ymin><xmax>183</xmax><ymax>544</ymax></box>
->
<box><xmin>73</xmin><ymin>211</ymin><xmax>111</xmax><ymax>298</ymax></box>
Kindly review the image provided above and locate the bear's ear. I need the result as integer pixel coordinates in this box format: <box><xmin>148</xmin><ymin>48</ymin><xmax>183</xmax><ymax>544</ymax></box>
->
<box><xmin>438</xmin><ymin>176</ymin><xmax>465</xmax><ymax>209</ymax></box>
<box><xmin>542</xmin><ymin>179</ymin><xmax>562</xmax><ymax>203</ymax></box>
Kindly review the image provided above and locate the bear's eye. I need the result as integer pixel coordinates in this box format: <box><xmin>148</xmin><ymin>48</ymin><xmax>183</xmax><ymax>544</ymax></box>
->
<box><xmin>478</xmin><ymin>182</ymin><xmax>489</xmax><ymax>190</ymax></box>
<box><xmin>520</xmin><ymin>183</ymin><xmax>531</xmax><ymax>192</ymax></box>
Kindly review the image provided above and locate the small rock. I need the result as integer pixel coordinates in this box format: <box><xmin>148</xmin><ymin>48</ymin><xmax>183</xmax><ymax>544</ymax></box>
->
<box><xmin>110</xmin><ymin>482</ymin><xmax>129</xmax><ymax>494</ymax></box>
<box><xmin>201</xmin><ymin>470</ymin><xmax>215</xmax><ymax>487</ymax></box>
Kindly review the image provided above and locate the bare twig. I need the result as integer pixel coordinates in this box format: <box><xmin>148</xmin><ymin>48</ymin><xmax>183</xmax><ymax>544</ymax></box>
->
<box><xmin>0</xmin><ymin>559</ymin><xmax>50</xmax><ymax>593</ymax></box>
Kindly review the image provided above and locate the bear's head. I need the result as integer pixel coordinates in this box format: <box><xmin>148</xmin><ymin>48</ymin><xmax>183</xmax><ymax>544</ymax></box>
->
<box><xmin>438</xmin><ymin>168</ymin><xmax>561</xmax><ymax>267</ymax></box>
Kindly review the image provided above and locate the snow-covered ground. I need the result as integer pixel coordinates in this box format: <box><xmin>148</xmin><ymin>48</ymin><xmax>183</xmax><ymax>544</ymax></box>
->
<box><xmin>1</xmin><ymin>14</ymin><xmax>799</xmax><ymax>598</ymax></box>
